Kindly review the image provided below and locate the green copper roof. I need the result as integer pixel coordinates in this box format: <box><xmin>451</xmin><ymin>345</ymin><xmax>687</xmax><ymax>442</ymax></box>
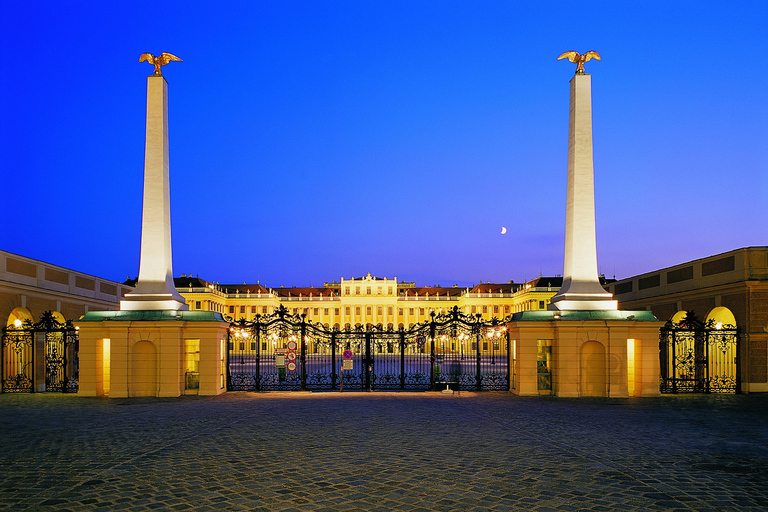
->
<box><xmin>77</xmin><ymin>310</ymin><xmax>227</xmax><ymax>323</ymax></box>
<box><xmin>510</xmin><ymin>310</ymin><xmax>659</xmax><ymax>322</ymax></box>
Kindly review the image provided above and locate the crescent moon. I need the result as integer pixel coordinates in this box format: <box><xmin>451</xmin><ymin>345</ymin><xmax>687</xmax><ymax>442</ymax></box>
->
<box><xmin>501</xmin><ymin>227</ymin><xmax>507</xmax><ymax>234</ymax></box>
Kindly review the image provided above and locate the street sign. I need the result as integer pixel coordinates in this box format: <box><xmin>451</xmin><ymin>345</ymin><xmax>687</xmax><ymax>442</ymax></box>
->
<box><xmin>287</xmin><ymin>352</ymin><xmax>297</xmax><ymax>361</ymax></box>
<box><xmin>275</xmin><ymin>354</ymin><xmax>286</xmax><ymax>368</ymax></box>
<box><xmin>287</xmin><ymin>340</ymin><xmax>298</xmax><ymax>351</ymax></box>
<box><xmin>343</xmin><ymin>359</ymin><xmax>353</xmax><ymax>370</ymax></box>
<box><xmin>343</xmin><ymin>350</ymin><xmax>353</xmax><ymax>360</ymax></box>
<box><xmin>275</xmin><ymin>348</ymin><xmax>287</xmax><ymax>355</ymax></box>
<box><xmin>287</xmin><ymin>361</ymin><xmax>297</xmax><ymax>372</ymax></box>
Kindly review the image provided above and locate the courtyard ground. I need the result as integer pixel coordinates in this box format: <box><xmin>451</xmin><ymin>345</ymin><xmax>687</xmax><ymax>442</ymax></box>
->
<box><xmin>1</xmin><ymin>391</ymin><xmax>766</xmax><ymax>511</ymax></box>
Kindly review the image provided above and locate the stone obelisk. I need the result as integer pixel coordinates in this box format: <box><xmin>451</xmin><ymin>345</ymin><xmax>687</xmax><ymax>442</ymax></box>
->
<box><xmin>549</xmin><ymin>64</ymin><xmax>617</xmax><ymax>311</ymax></box>
<box><xmin>122</xmin><ymin>63</ymin><xmax>187</xmax><ymax>311</ymax></box>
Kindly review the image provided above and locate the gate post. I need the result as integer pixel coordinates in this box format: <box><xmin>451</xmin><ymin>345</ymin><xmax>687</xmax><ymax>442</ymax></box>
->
<box><xmin>475</xmin><ymin>317</ymin><xmax>482</xmax><ymax>392</ymax></box>
<box><xmin>300</xmin><ymin>315</ymin><xmax>307</xmax><ymax>391</ymax></box>
<box><xmin>429</xmin><ymin>313</ymin><xmax>436</xmax><ymax>390</ymax></box>
<box><xmin>254</xmin><ymin>321</ymin><xmax>261</xmax><ymax>392</ymax></box>
<box><xmin>399</xmin><ymin>329</ymin><xmax>406</xmax><ymax>390</ymax></box>
<box><xmin>331</xmin><ymin>331</ymin><xmax>337</xmax><ymax>389</ymax></box>
<box><xmin>364</xmin><ymin>329</ymin><xmax>372</xmax><ymax>391</ymax></box>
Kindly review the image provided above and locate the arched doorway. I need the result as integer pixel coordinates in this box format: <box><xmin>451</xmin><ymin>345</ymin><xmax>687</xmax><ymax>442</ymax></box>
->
<box><xmin>580</xmin><ymin>341</ymin><xmax>606</xmax><ymax>397</ymax></box>
<box><xmin>131</xmin><ymin>341</ymin><xmax>157</xmax><ymax>397</ymax></box>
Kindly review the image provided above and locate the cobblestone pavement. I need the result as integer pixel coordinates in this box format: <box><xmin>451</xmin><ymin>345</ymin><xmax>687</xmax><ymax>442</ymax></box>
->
<box><xmin>1</xmin><ymin>392</ymin><xmax>767</xmax><ymax>511</ymax></box>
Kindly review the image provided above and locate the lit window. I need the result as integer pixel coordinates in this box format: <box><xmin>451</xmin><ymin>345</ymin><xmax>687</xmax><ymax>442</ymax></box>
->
<box><xmin>324</xmin><ymin>308</ymin><xmax>329</xmax><ymax>315</ymax></box>
<box><xmin>504</xmin><ymin>305</ymin><xmax>510</xmax><ymax>313</ymax></box>
<box><xmin>262</xmin><ymin>306</ymin><xmax>268</xmax><ymax>314</ymax></box>
<box><xmin>335</xmin><ymin>308</ymin><xmax>340</xmax><ymax>315</ymax></box>
<box><xmin>482</xmin><ymin>306</ymin><xmax>488</xmax><ymax>313</ymax></box>
<box><xmin>240</xmin><ymin>306</ymin><xmax>246</xmax><ymax>314</ymax></box>
<box><xmin>419</xmin><ymin>308</ymin><xmax>425</xmax><ymax>315</ymax></box>
<box><xmin>377</xmin><ymin>306</ymin><xmax>382</xmax><ymax>315</ymax></box>
<box><xmin>355</xmin><ymin>306</ymin><xmax>361</xmax><ymax>315</ymax></box>
<box><xmin>388</xmin><ymin>287</ymin><xmax>393</xmax><ymax>295</ymax></box>
<box><xmin>409</xmin><ymin>308</ymin><xmax>414</xmax><ymax>315</ymax></box>
<box><xmin>398</xmin><ymin>308</ymin><xmax>403</xmax><ymax>315</ymax></box>
<box><xmin>367</xmin><ymin>287</ymin><xmax>372</xmax><ymax>295</ymax></box>
<box><xmin>377</xmin><ymin>287</ymin><xmax>382</xmax><ymax>295</ymax></box>
<box><xmin>493</xmin><ymin>305</ymin><xmax>499</xmax><ymax>313</ymax></box>
<box><xmin>251</xmin><ymin>306</ymin><xmax>257</xmax><ymax>314</ymax></box>
<box><xmin>388</xmin><ymin>306</ymin><xmax>393</xmax><ymax>316</ymax></box>
<box><xmin>356</xmin><ymin>287</ymin><xmax>360</xmax><ymax>295</ymax></box>
<box><xmin>366</xmin><ymin>306</ymin><xmax>372</xmax><ymax>315</ymax></box>
<box><xmin>345</xmin><ymin>307</ymin><xmax>351</xmax><ymax>316</ymax></box>
<box><xmin>471</xmin><ymin>306</ymin><xmax>477</xmax><ymax>313</ymax></box>
<box><xmin>345</xmin><ymin>287</ymin><xmax>350</xmax><ymax>295</ymax></box>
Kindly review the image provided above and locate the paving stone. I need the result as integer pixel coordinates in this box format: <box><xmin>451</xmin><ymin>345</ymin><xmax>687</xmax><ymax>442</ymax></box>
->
<box><xmin>1</xmin><ymin>392</ymin><xmax>767</xmax><ymax>511</ymax></box>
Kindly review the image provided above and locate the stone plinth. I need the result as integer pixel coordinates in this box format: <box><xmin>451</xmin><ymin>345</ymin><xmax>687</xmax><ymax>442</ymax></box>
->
<box><xmin>122</xmin><ymin>75</ymin><xmax>186</xmax><ymax>311</ymax></box>
<box><xmin>550</xmin><ymin>73</ymin><xmax>617</xmax><ymax>311</ymax></box>
<box><xmin>76</xmin><ymin>311</ymin><xmax>229</xmax><ymax>397</ymax></box>
<box><xmin>507</xmin><ymin>310</ymin><xmax>663</xmax><ymax>397</ymax></box>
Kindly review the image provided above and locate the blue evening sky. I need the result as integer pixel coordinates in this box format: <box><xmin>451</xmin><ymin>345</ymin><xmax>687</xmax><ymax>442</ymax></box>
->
<box><xmin>1</xmin><ymin>1</ymin><xmax>766</xmax><ymax>287</ymax></box>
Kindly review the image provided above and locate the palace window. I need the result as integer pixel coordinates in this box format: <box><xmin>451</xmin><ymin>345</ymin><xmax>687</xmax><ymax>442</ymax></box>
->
<box><xmin>229</xmin><ymin>306</ymin><xmax>235</xmax><ymax>314</ymax></box>
<box><xmin>539</xmin><ymin>301</ymin><xmax>545</xmax><ymax>309</ymax></box>
<box><xmin>419</xmin><ymin>308</ymin><xmax>425</xmax><ymax>315</ymax></box>
<box><xmin>324</xmin><ymin>308</ymin><xmax>329</xmax><ymax>315</ymax></box>
<box><xmin>388</xmin><ymin>306</ymin><xmax>393</xmax><ymax>316</ymax></box>
<box><xmin>335</xmin><ymin>308</ymin><xmax>340</xmax><ymax>316</ymax></box>
<box><xmin>409</xmin><ymin>308</ymin><xmax>414</xmax><ymax>315</ymax></box>
<box><xmin>398</xmin><ymin>308</ymin><xmax>403</xmax><ymax>316</ymax></box>
<box><xmin>367</xmin><ymin>287</ymin><xmax>371</xmax><ymax>295</ymax></box>
<box><xmin>377</xmin><ymin>287</ymin><xmax>382</xmax><ymax>295</ymax></box>
<box><xmin>377</xmin><ymin>306</ymin><xmax>382</xmax><ymax>316</ymax></box>
<box><xmin>251</xmin><ymin>306</ymin><xmax>257</xmax><ymax>314</ymax></box>
<box><xmin>195</xmin><ymin>301</ymin><xmax>201</xmax><ymax>309</ymax></box>
<box><xmin>345</xmin><ymin>307</ymin><xmax>351</xmax><ymax>316</ymax></box>
<box><xmin>356</xmin><ymin>287</ymin><xmax>360</xmax><ymax>295</ymax></box>
<box><xmin>313</xmin><ymin>308</ymin><xmax>319</xmax><ymax>315</ymax></box>
<box><xmin>366</xmin><ymin>306</ymin><xmax>372</xmax><ymax>315</ymax></box>
<box><xmin>262</xmin><ymin>306</ymin><xmax>268</xmax><ymax>314</ymax></box>
<box><xmin>388</xmin><ymin>287</ymin><xmax>393</xmax><ymax>295</ymax></box>
<box><xmin>355</xmin><ymin>306</ymin><xmax>361</xmax><ymax>315</ymax></box>
<box><xmin>482</xmin><ymin>306</ymin><xmax>488</xmax><ymax>313</ymax></box>
<box><xmin>493</xmin><ymin>305</ymin><xmax>499</xmax><ymax>313</ymax></box>
<box><xmin>471</xmin><ymin>306</ymin><xmax>477</xmax><ymax>313</ymax></box>
<box><xmin>504</xmin><ymin>305</ymin><xmax>510</xmax><ymax>313</ymax></box>
<box><xmin>345</xmin><ymin>287</ymin><xmax>350</xmax><ymax>295</ymax></box>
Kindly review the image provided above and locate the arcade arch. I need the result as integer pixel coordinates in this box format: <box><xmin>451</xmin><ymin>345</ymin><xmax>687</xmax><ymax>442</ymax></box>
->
<box><xmin>6</xmin><ymin>307</ymin><xmax>33</xmax><ymax>327</ymax></box>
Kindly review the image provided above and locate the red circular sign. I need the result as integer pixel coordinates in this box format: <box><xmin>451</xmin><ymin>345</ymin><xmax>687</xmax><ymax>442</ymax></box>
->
<box><xmin>287</xmin><ymin>361</ymin><xmax>297</xmax><ymax>372</ymax></box>
<box><xmin>287</xmin><ymin>352</ymin><xmax>297</xmax><ymax>361</ymax></box>
<box><xmin>343</xmin><ymin>350</ymin><xmax>353</xmax><ymax>360</ymax></box>
<box><xmin>287</xmin><ymin>340</ymin><xmax>298</xmax><ymax>351</ymax></box>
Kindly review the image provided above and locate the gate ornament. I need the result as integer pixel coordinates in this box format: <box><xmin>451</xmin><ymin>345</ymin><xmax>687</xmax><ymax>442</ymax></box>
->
<box><xmin>139</xmin><ymin>52</ymin><xmax>182</xmax><ymax>75</ymax></box>
<box><xmin>557</xmin><ymin>50</ymin><xmax>601</xmax><ymax>74</ymax></box>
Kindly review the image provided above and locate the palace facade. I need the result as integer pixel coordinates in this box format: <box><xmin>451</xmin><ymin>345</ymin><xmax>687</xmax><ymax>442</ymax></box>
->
<box><xmin>173</xmin><ymin>273</ymin><xmax>565</xmax><ymax>328</ymax></box>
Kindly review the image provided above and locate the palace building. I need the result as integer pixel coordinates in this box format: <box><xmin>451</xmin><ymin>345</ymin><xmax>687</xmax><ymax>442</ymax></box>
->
<box><xmin>165</xmin><ymin>273</ymin><xmax>567</xmax><ymax>328</ymax></box>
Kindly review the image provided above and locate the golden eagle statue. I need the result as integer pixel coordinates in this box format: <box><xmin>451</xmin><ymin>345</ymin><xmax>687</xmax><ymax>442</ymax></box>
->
<box><xmin>557</xmin><ymin>51</ymin><xmax>601</xmax><ymax>74</ymax></box>
<box><xmin>139</xmin><ymin>52</ymin><xmax>182</xmax><ymax>75</ymax></box>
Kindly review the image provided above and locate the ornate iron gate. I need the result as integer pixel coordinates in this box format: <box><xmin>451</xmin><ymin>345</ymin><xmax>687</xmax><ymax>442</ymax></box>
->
<box><xmin>227</xmin><ymin>305</ymin><xmax>509</xmax><ymax>392</ymax></box>
<box><xmin>1</xmin><ymin>311</ymin><xmax>79</xmax><ymax>393</ymax></box>
<box><xmin>659</xmin><ymin>311</ymin><xmax>739</xmax><ymax>393</ymax></box>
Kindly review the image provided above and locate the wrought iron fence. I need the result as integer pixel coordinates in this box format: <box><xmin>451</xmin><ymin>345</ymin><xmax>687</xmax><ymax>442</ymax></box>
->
<box><xmin>1</xmin><ymin>311</ymin><xmax>79</xmax><ymax>393</ymax></box>
<box><xmin>659</xmin><ymin>311</ymin><xmax>739</xmax><ymax>393</ymax></box>
<box><xmin>227</xmin><ymin>305</ymin><xmax>509</xmax><ymax>392</ymax></box>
